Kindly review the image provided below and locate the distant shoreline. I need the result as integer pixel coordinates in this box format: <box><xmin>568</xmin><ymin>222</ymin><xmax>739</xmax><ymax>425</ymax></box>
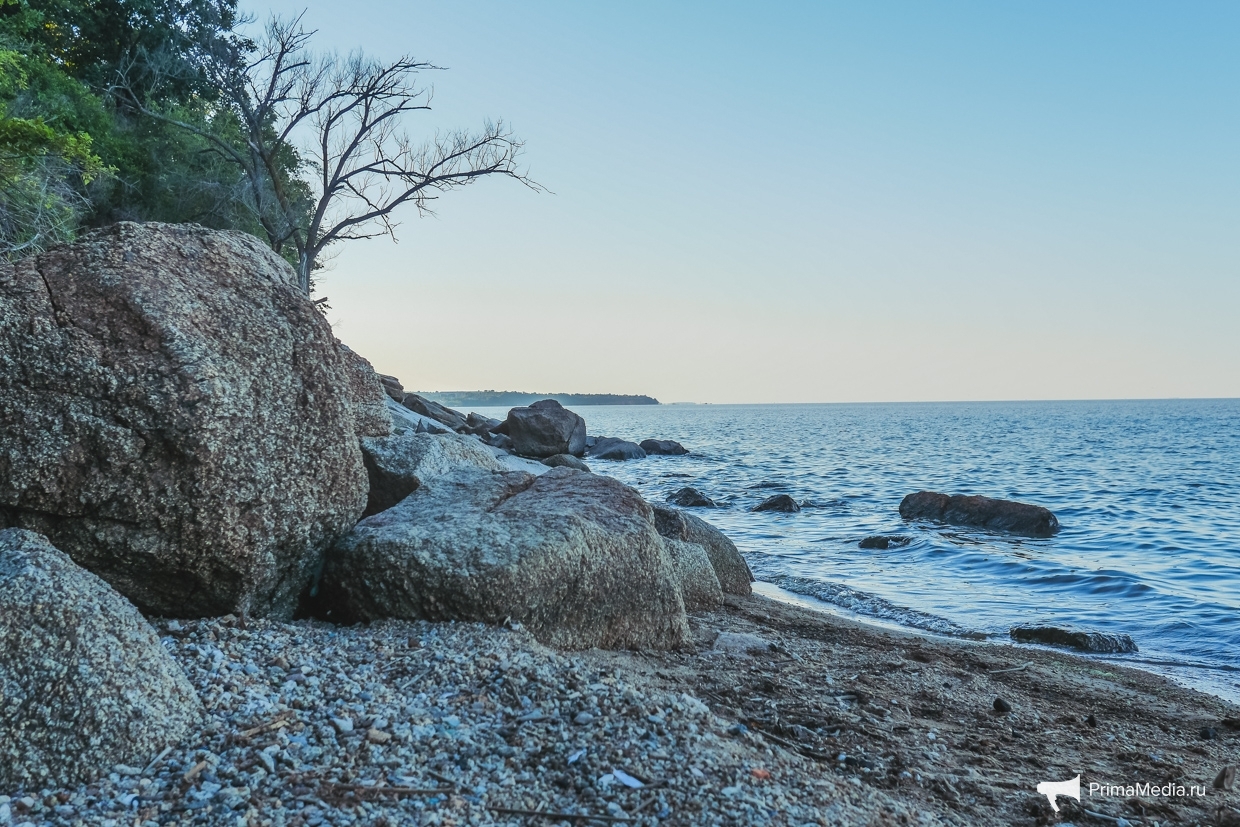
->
<box><xmin>417</xmin><ymin>391</ymin><xmax>659</xmax><ymax>407</ymax></box>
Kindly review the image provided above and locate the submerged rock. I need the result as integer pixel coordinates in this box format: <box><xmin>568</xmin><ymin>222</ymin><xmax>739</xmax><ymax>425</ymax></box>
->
<box><xmin>321</xmin><ymin>467</ymin><xmax>689</xmax><ymax>649</ymax></box>
<box><xmin>401</xmin><ymin>393</ymin><xmax>469</xmax><ymax>432</ymax></box>
<box><xmin>651</xmin><ymin>503</ymin><xmax>753</xmax><ymax>596</ymax></box>
<box><xmin>667</xmin><ymin>487</ymin><xmax>717</xmax><ymax>508</ymax></box>
<box><xmin>0</xmin><ymin>223</ymin><xmax>368</xmax><ymax>618</ymax></box>
<box><xmin>641</xmin><ymin>439</ymin><xmax>689</xmax><ymax>456</ymax></box>
<box><xmin>899</xmin><ymin>492</ymin><xmax>1059</xmax><ymax>537</ymax></box>
<box><xmin>506</xmin><ymin>400</ymin><xmax>587</xmax><ymax>458</ymax></box>
<box><xmin>753</xmin><ymin>494</ymin><xmax>801</xmax><ymax>513</ymax></box>
<box><xmin>359</xmin><ymin>432</ymin><xmax>505</xmax><ymax>516</ymax></box>
<box><xmin>1010</xmin><ymin>626</ymin><xmax>1138</xmax><ymax>653</ymax></box>
<box><xmin>859</xmin><ymin>535</ymin><xmax>912</xmax><ymax>550</ymax></box>
<box><xmin>0</xmin><ymin>529</ymin><xmax>201</xmax><ymax>790</ymax></box>
<box><xmin>589</xmin><ymin>437</ymin><xmax>647</xmax><ymax>461</ymax></box>
<box><xmin>542</xmin><ymin>454</ymin><xmax>591</xmax><ymax>472</ymax></box>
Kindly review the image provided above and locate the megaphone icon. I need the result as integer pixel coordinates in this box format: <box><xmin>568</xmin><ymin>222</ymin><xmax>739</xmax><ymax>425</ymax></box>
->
<box><xmin>1035</xmin><ymin>775</ymin><xmax>1081</xmax><ymax>812</ymax></box>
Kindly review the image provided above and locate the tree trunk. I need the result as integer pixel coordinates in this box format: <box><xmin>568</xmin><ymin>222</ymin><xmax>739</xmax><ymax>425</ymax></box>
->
<box><xmin>297</xmin><ymin>250</ymin><xmax>312</xmax><ymax>296</ymax></box>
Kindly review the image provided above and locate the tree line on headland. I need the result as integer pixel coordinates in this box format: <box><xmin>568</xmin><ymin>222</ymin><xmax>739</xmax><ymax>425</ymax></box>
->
<box><xmin>0</xmin><ymin>0</ymin><xmax>535</xmax><ymax>296</ymax></box>
<box><xmin>421</xmin><ymin>391</ymin><xmax>660</xmax><ymax>408</ymax></box>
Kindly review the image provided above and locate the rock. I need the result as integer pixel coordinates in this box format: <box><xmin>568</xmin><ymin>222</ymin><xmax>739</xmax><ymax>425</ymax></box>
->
<box><xmin>1200</xmin><ymin>726</ymin><xmax>1219</xmax><ymax>740</ymax></box>
<box><xmin>505</xmin><ymin>400</ymin><xmax>587</xmax><ymax>458</ymax></box>
<box><xmin>899</xmin><ymin>492</ymin><xmax>1059</xmax><ymax>537</ymax></box>
<box><xmin>589</xmin><ymin>437</ymin><xmax>647</xmax><ymax>461</ymax></box>
<box><xmin>0</xmin><ymin>222</ymin><xmax>368</xmax><ymax>618</ymax></box>
<box><xmin>401</xmin><ymin>393</ymin><xmax>469</xmax><ymax>432</ymax></box>
<box><xmin>667</xmin><ymin>487</ymin><xmax>717</xmax><ymax>508</ymax></box>
<box><xmin>542</xmin><ymin>454</ymin><xmax>590</xmax><ymax>472</ymax></box>
<box><xmin>1086</xmin><ymin>714</ymin><xmax>1097</xmax><ymax>727</ymax></box>
<box><xmin>663</xmin><ymin>538</ymin><xmax>723</xmax><ymax>610</ymax></box>
<box><xmin>1009</xmin><ymin>626</ymin><xmax>1138</xmax><ymax>653</ymax></box>
<box><xmin>858</xmin><ymin>535</ymin><xmax>911</xmax><ymax>550</ymax></box>
<box><xmin>465</xmin><ymin>412</ymin><xmax>502</xmax><ymax>437</ymax></box>
<box><xmin>0</xmin><ymin>529</ymin><xmax>202</xmax><ymax>790</ymax></box>
<box><xmin>753</xmin><ymin>494</ymin><xmax>801</xmax><ymax>513</ymax></box>
<box><xmin>337</xmin><ymin>345</ymin><xmax>394</xmax><ymax>438</ymax></box>
<box><xmin>713</xmin><ymin>632</ymin><xmax>773</xmax><ymax>657</ymax></box>
<box><xmin>487</xmin><ymin>432</ymin><xmax>515</xmax><ymax>451</ymax></box>
<box><xmin>651</xmin><ymin>503</ymin><xmax>753</xmax><ymax>596</ymax></box>
<box><xmin>359</xmin><ymin>432</ymin><xmax>505</xmax><ymax>517</ymax></box>
<box><xmin>574</xmin><ymin>712</ymin><xmax>594</xmax><ymax>726</ymax></box>
<box><xmin>640</xmin><ymin>439</ymin><xmax>689</xmax><ymax>456</ymax></box>
<box><xmin>1216</xmin><ymin>766</ymin><xmax>1236</xmax><ymax>791</ymax></box>
<box><xmin>321</xmin><ymin>467</ymin><xmax>689</xmax><ymax>650</ymax></box>
<box><xmin>993</xmin><ymin>697</ymin><xmax>1012</xmax><ymax>714</ymax></box>
<box><xmin>377</xmin><ymin>374</ymin><xmax>405</xmax><ymax>401</ymax></box>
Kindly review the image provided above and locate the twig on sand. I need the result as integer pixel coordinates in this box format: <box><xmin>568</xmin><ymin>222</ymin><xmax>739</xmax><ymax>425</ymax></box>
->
<box><xmin>988</xmin><ymin>662</ymin><xmax>1032</xmax><ymax>675</ymax></box>
<box><xmin>142</xmin><ymin>745</ymin><xmax>174</xmax><ymax>775</ymax></box>
<box><xmin>323</xmin><ymin>782</ymin><xmax>452</xmax><ymax>797</ymax></box>
<box><xmin>426</xmin><ymin>770</ymin><xmax>457</xmax><ymax>787</ymax></box>
<box><xmin>488</xmin><ymin>806</ymin><xmax>631</xmax><ymax>823</ymax></box>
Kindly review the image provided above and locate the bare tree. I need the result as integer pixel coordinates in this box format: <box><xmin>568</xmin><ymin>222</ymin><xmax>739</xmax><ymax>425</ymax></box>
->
<box><xmin>120</xmin><ymin>15</ymin><xmax>538</xmax><ymax>295</ymax></box>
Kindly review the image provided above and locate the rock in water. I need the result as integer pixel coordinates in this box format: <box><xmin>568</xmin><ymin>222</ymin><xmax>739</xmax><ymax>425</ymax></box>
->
<box><xmin>858</xmin><ymin>535</ymin><xmax>911</xmax><ymax>549</ymax></box>
<box><xmin>589</xmin><ymin>437</ymin><xmax>647</xmax><ymax>461</ymax></box>
<box><xmin>321</xmin><ymin>467</ymin><xmax>689</xmax><ymax>649</ymax></box>
<box><xmin>400</xmin><ymin>393</ymin><xmax>469</xmax><ymax>432</ymax></box>
<box><xmin>0</xmin><ymin>529</ymin><xmax>201</xmax><ymax>790</ymax></box>
<box><xmin>359</xmin><ymin>433</ymin><xmax>505</xmax><ymax>516</ymax></box>
<box><xmin>0</xmin><ymin>223</ymin><xmax>368</xmax><ymax>618</ymax></box>
<box><xmin>338</xmin><ymin>345</ymin><xmax>394</xmax><ymax>438</ymax></box>
<box><xmin>1010</xmin><ymin>626</ymin><xmax>1138</xmax><ymax>653</ymax></box>
<box><xmin>542</xmin><ymin>454</ymin><xmax>591</xmax><ymax>471</ymax></box>
<box><xmin>753</xmin><ymin>494</ymin><xmax>801</xmax><ymax>513</ymax></box>
<box><xmin>667</xmin><ymin>487</ymin><xmax>717</xmax><ymax>508</ymax></box>
<box><xmin>899</xmin><ymin>491</ymin><xmax>1059</xmax><ymax>537</ymax></box>
<box><xmin>640</xmin><ymin>439</ymin><xmax>689</xmax><ymax>455</ymax></box>
<box><xmin>505</xmin><ymin>400</ymin><xmax>587</xmax><ymax>458</ymax></box>
<box><xmin>651</xmin><ymin>503</ymin><xmax>753</xmax><ymax>596</ymax></box>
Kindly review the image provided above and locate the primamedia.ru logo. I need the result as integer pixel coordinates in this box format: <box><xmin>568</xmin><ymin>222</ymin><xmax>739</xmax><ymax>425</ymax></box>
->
<box><xmin>1089</xmin><ymin>781</ymin><xmax>1207</xmax><ymax>798</ymax></box>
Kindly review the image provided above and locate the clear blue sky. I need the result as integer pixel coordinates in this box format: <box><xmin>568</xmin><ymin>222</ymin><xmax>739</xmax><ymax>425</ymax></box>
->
<box><xmin>254</xmin><ymin>1</ymin><xmax>1239</xmax><ymax>403</ymax></box>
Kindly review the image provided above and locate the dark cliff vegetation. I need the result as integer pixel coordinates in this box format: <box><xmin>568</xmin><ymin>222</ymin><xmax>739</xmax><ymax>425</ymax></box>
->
<box><xmin>0</xmin><ymin>0</ymin><xmax>533</xmax><ymax>294</ymax></box>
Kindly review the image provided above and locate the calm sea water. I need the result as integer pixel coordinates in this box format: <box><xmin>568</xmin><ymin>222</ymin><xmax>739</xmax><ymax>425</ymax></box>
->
<box><xmin>477</xmin><ymin>400</ymin><xmax>1240</xmax><ymax>701</ymax></box>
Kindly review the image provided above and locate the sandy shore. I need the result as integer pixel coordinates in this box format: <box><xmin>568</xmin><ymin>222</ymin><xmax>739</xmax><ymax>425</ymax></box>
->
<box><xmin>7</xmin><ymin>593</ymin><xmax>1238</xmax><ymax>827</ymax></box>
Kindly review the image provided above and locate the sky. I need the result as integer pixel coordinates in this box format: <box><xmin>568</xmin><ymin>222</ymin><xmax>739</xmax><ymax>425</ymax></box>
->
<box><xmin>252</xmin><ymin>1</ymin><xmax>1239</xmax><ymax>403</ymax></box>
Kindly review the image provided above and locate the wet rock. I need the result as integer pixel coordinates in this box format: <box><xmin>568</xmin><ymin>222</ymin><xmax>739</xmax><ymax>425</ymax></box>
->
<box><xmin>640</xmin><ymin>439</ymin><xmax>689</xmax><ymax>456</ymax></box>
<box><xmin>1216</xmin><ymin>766</ymin><xmax>1236</xmax><ymax>791</ymax></box>
<box><xmin>401</xmin><ymin>393</ymin><xmax>469</xmax><ymax>432</ymax></box>
<box><xmin>0</xmin><ymin>222</ymin><xmax>368</xmax><ymax>618</ymax></box>
<box><xmin>753</xmin><ymin>494</ymin><xmax>801</xmax><ymax>513</ymax></box>
<box><xmin>0</xmin><ymin>529</ymin><xmax>201</xmax><ymax>789</ymax></box>
<box><xmin>359</xmin><ymin>432</ymin><xmax>505</xmax><ymax>517</ymax></box>
<box><xmin>899</xmin><ymin>491</ymin><xmax>1059</xmax><ymax>537</ymax></box>
<box><xmin>651</xmin><ymin>503</ymin><xmax>753</xmax><ymax>596</ymax></box>
<box><xmin>322</xmin><ymin>467</ymin><xmax>689</xmax><ymax>649</ymax></box>
<box><xmin>505</xmin><ymin>400</ymin><xmax>587</xmax><ymax>458</ymax></box>
<box><xmin>993</xmin><ymin>697</ymin><xmax>1012</xmax><ymax>714</ymax></box>
<box><xmin>858</xmin><ymin>535</ymin><xmax>911</xmax><ymax>550</ymax></box>
<box><xmin>542</xmin><ymin>453</ymin><xmax>590</xmax><ymax>471</ymax></box>
<box><xmin>1009</xmin><ymin>626</ymin><xmax>1138</xmax><ymax>653</ymax></box>
<box><xmin>589</xmin><ymin>437</ymin><xmax>647</xmax><ymax>461</ymax></box>
<box><xmin>664</xmin><ymin>538</ymin><xmax>724</xmax><ymax>610</ymax></box>
<box><xmin>667</xmin><ymin>487</ymin><xmax>717</xmax><ymax>508</ymax></box>
<box><xmin>337</xmin><ymin>345</ymin><xmax>394</xmax><ymax>438</ymax></box>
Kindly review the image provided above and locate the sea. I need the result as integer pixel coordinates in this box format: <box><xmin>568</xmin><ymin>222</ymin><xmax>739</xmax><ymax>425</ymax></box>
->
<box><xmin>474</xmin><ymin>399</ymin><xmax>1240</xmax><ymax>702</ymax></box>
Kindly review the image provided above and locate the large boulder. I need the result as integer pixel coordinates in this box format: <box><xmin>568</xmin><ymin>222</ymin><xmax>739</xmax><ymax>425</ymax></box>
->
<box><xmin>360</xmin><ymin>432</ymin><xmax>506</xmax><ymax>517</ymax></box>
<box><xmin>899</xmin><ymin>492</ymin><xmax>1059</xmax><ymax>537</ymax></box>
<box><xmin>0</xmin><ymin>529</ymin><xmax>202</xmax><ymax>790</ymax></box>
<box><xmin>0</xmin><ymin>222</ymin><xmax>369</xmax><ymax>618</ymax></box>
<box><xmin>377</xmin><ymin>374</ymin><xmax>405</xmax><ymax>401</ymax></box>
<box><xmin>664</xmin><ymin>538</ymin><xmax>723</xmax><ymax>610</ymax></box>
<box><xmin>337</xmin><ymin>345</ymin><xmax>394</xmax><ymax>438</ymax></box>
<box><xmin>589</xmin><ymin>437</ymin><xmax>647</xmax><ymax>461</ymax></box>
<box><xmin>401</xmin><ymin>393</ymin><xmax>469</xmax><ymax>432</ymax></box>
<box><xmin>321</xmin><ymin>467</ymin><xmax>689</xmax><ymax>650</ymax></box>
<box><xmin>505</xmin><ymin>399</ymin><xmax>587</xmax><ymax>458</ymax></box>
<box><xmin>651</xmin><ymin>503</ymin><xmax>753</xmax><ymax>596</ymax></box>
<box><xmin>640</xmin><ymin>439</ymin><xmax>689</xmax><ymax>456</ymax></box>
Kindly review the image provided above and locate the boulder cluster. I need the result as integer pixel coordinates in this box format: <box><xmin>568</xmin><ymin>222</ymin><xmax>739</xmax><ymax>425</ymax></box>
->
<box><xmin>0</xmin><ymin>223</ymin><xmax>753</xmax><ymax>790</ymax></box>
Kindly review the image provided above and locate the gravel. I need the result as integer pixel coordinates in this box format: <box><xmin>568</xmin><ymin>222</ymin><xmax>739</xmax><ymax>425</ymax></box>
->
<box><xmin>0</xmin><ymin>614</ymin><xmax>929</xmax><ymax>826</ymax></box>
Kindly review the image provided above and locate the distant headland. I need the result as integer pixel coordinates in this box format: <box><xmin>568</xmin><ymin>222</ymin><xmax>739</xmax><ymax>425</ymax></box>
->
<box><xmin>417</xmin><ymin>391</ymin><xmax>660</xmax><ymax>407</ymax></box>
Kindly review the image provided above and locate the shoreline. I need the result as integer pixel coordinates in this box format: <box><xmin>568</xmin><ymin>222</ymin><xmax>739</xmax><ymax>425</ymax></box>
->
<box><xmin>10</xmin><ymin>594</ymin><xmax>1238</xmax><ymax>826</ymax></box>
